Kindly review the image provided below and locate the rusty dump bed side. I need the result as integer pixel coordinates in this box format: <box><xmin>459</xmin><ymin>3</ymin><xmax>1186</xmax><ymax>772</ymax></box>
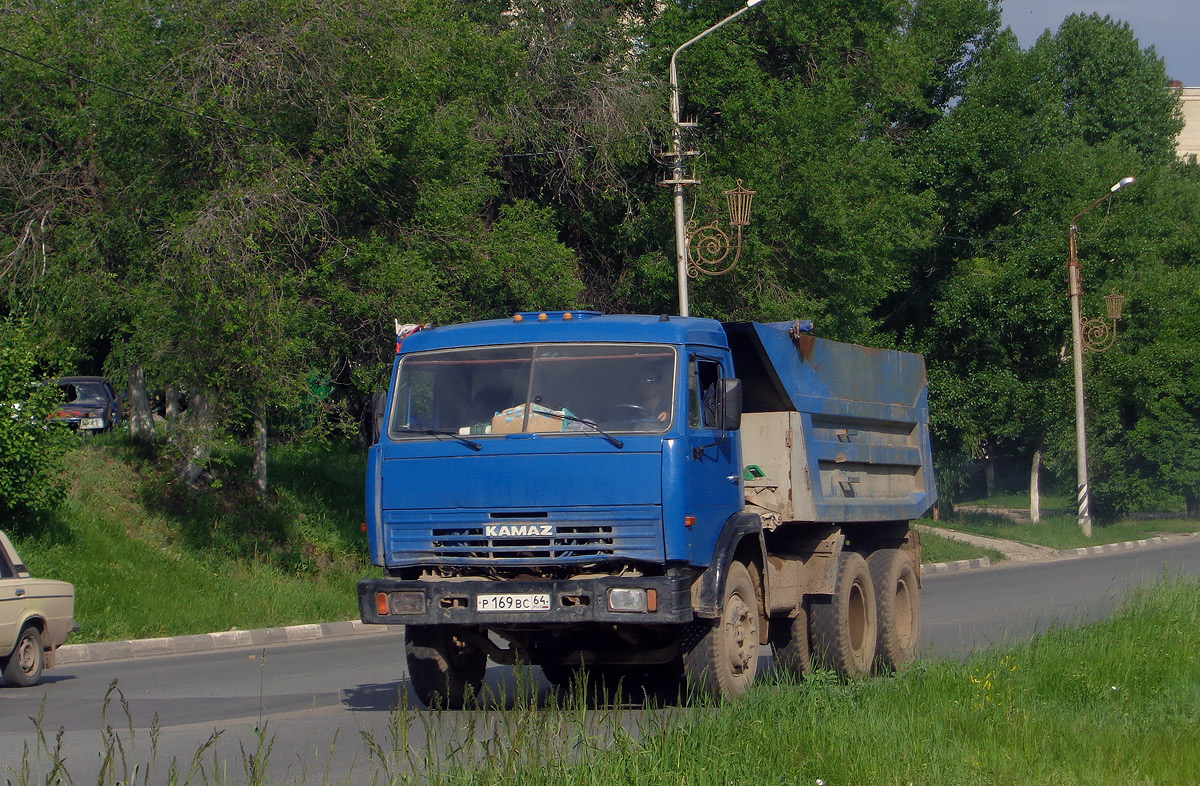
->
<box><xmin>724</xmin><ymin>321</ymin><xmax>937</xmax><ymax>524</ymax></box>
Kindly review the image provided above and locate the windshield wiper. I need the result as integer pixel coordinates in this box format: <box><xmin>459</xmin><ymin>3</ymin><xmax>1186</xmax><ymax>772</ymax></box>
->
<box><xmin>536</xmin><ymin>411</ymin><xmax>624</xmax><ymax>449</ymax></box>
<box><xmin>394</xmin><ymin>427</ymin><xmax>482</xmax><ymax>451</ymax></box>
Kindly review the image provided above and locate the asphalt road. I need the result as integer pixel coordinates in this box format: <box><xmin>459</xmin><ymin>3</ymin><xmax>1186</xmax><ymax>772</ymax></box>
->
<box><xmin>3</xmin><ymin>533</ymin><xmax>1198</xmax><ymax>784</ymax></box>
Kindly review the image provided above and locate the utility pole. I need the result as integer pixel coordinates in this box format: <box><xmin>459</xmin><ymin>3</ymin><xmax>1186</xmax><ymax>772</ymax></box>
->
<box><xmin>1067</xmin><ymin>176</ymin><xmax>1135</xmax><ymax>537</ymax></box>
<box><xmin>666</xmin><ymin>0</ymin><xmax>765</xmax><ymax>317</ymax></box>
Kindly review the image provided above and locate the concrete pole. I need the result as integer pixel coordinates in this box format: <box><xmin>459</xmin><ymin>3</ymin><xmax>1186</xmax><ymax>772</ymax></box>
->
<box><xmin>669</xmin><ymin>56</ymin><xmax>690</xmax><ymax>317</ymax></box>
<box><xmin>669</xmin><ymin>0</ymin><xmax>766</xmax><ymax>318</ymax></box>
<box><xmin>1067</xmin><ymin>223</ymin><xmax>1093</xmax><ymax>537</ymax></box>
<box><xmin>1066</xmin><ymin>176</ymin><xmax>1135</xmax><ymax>537</ymax></box>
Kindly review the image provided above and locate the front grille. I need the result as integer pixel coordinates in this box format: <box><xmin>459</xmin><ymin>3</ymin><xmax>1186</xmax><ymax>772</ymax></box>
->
<box><xmin>384</xmin><ymin>506</ymin><xmax>663</xmax><ymax>566</ymax></box>
<box><xmin>432</xmin><ymin>523</ymin><xmax>615</xmax><ymax>559</ymax></box>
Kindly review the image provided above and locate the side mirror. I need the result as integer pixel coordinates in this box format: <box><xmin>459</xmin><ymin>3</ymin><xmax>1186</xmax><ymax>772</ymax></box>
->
<box><xmin>719</xmin><ymin>377</ymin><xmax>742</xmax><ymax>431</ymax></box>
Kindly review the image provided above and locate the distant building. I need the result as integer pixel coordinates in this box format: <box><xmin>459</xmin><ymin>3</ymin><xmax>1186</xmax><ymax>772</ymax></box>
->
<box><xmin>1174</xmin><ymin>82</ymin><xmax>1200</xmax><ymax>161</ymax></box>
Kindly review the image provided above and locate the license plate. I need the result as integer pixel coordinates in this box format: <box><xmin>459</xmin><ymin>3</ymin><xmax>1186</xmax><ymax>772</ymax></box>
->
<box><xmin>80</xmin><ymin>417</ymin><xmax>105</xmax><ymax>430</ymax></box>
<box><xmin>477</xmin><ymin>593</ymin><xmax>551</xmax><ymax>612</ymax></box>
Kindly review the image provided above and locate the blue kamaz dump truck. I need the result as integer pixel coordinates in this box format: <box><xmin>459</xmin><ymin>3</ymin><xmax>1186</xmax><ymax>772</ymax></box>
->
<box><xmin>358</xmin><ymin>312</ymin><xmax>936</xmax><ymax>706</ymax></box>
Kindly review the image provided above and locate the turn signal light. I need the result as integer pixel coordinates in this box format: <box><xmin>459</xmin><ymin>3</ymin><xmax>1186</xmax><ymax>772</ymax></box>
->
<box><xmin>684</xmin><ymin>515</ymin><xmax>696</xmax><ymax>528</ymax></box>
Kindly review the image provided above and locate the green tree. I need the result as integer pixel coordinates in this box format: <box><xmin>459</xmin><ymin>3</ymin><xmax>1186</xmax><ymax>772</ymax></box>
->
<box><xmin>621</xmin><ymin>0</ymin><xmax>1000</xmax><ymax>337</ymax></box>
<box><xmin>909</xmin><ymin>12</ymin><xmax>1187</xmax><ymax>513</ymax></box>
<box><xmin>1077</xmin><ymin>167</ymin><xmax>1200</xmax><ymax>518</ymax></box>
<box><xmin>0</xmin><ymin>319</ymin><xmax>70</xmax><ymax>520</ymax></box>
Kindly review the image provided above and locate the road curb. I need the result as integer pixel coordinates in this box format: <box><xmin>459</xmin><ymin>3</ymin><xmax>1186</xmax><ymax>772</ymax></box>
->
<box><xmin>922</xmin><ymin>557</ymin><xmax>993</xmax><ymax>574</ymax></box>
<box><xmin>921</xmin><ymin>534</ymin><xmax>1173</xmax><ymax>575</ymax></box>
<box><xmin>1056</xmin><ymin>535</ymin><xmax>1165</xmax><ymax>557</ymax></box>
<box><xmin>55</xmin><ymin>620</ymin><xmax>394</xmax><ymax>666</ymax></box>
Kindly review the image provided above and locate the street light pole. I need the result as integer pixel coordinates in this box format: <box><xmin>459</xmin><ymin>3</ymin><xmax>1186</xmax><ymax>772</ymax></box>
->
<box><xmin>1068</xmin><ymin>175</ymin><xmax>1135</xmax><ymax>537</ymax></box>
<box><xmin>668</xmin><ymin>0</ymin><xmax>765</xmax><ymax>317</ymax></box>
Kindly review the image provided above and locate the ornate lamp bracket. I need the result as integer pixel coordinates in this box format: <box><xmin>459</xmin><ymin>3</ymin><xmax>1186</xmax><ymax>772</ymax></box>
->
<box><xmin>685</xmin><ymin>180</ymin><xmax>756</xmax><ymax>277</ymax></box>
<box><xmin>1081</xmin><ymin>290</ymin><xmax>1126</xmax><ymax>353</ymax></box>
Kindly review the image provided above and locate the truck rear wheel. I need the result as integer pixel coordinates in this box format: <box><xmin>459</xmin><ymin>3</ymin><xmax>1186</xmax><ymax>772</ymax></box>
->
<box><xmin>683</xmin><ymin>561</ymin><xmax>760</xmax><ymax>698</ymax></box>
<box><xmin>404</xmin><ymin>625</ymin><xmax>486</xmax><ymax>710</ymax></box>
<box><xmin>809</xmin><ymin>551</ymin><xmax>877</xmax><ymax>679</ymax></box>
<box><xmin>867</xmin><ymin>548</ymin><xmax>920</xmax><ymax>672</ymax></box>
<box><xmin>2</xmin><ymin>626</ymin><xmax>44</xmax><ymax>688</ymax></box>
<box><xmin>769</xmin><ymin>602</ymin><xmax>812</xmax><ymax>678</ymax></box>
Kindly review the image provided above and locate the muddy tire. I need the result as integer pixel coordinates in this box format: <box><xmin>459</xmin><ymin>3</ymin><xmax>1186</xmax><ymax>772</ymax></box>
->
<box><xmin>683</xmin><ymin>561</ymin><xmax>761</xmax><ymax>698</ymax></box>
<box><xmin>770</xmin><ymin>602</ymin><xmax>812</xmax><ymax>678</ymax></box>
<box><xmin>404</xmin><ymin>625</ymin><xmax>486</xmax><ymax>709</ymax></box>
<box><xmin>2</xmin><ymin>626</ymin><xmax>44</xmax><ymax>688</ymax></box>
<box><xmin>809</xmin><ymin>551</ymin><xmax>877</xmax><ymax>679</ymax></box>
<box><xmin>868</xmin><ymin>548</ymin><xmax>920</xmax><ymax>672</ymax></box>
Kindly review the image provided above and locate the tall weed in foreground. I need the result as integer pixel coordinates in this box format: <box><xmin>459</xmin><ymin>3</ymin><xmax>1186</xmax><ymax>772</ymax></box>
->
<box><xmin>358</xmin><ymin>664</ymin><xmax>675</xmax><ymax>785</ymax></box>
<box><xmin>7</xmin><ymin>681</ymin><xmax>223</xmax><ymax>786</ymax></box>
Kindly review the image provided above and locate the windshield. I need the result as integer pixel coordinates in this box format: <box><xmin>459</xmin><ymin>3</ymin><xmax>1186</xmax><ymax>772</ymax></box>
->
<box><xmin>388</xmin><ymin>343</ymin><xmax>676</xmax><ymax>439</ymax></box>
<box><xmin>61</xmin><ymin>382</ymin><xmax>109</xmax><ymax>405</ymax></box>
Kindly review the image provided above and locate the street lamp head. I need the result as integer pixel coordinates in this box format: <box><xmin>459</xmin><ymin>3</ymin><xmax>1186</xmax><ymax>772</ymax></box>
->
<box><xmin>1110</xmin><ymin>176</ymin><xmax>1136</xmax><ymax>192</ymax></box>
<box><xmin>746</xmin><ymin>0</ymin><xmax>766</xmax><ymax>6</ymax></box>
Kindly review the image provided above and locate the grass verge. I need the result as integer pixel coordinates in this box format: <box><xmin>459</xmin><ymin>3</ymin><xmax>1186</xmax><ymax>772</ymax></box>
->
<box><xmin>918</xmin><ymin>526</ymin><xmax>1006</xmax><ymax>564</ymax></box>
<box><xmin>936</xmin><ymin>509</ymin><xmax>1200</xmax><ymax>551</ymax></box>
<box><xmin>8</xmin><ymin>437</ymin><xmax>371</xmax><ymax>642</ymax></box>
<box><xmin>585</xmin><ymin>576</ymin><xmax>1200</xmax><ymax>786</ymax></box>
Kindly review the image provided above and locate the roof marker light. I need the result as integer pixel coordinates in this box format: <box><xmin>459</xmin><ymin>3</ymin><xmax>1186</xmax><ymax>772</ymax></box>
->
<box><xmin>538</xmin><ymin>312</ymin><xmax>549</xmax><ymax>322</ymax></box>
<box><xmin>563</xmin><ymin>312</ymin><xmax>574</xmax><ymax>320</ymax></box>
<box><xmin>513</xmin><ymin>314</ymin><xmax>524</xmax><ymax>322</ymax></box>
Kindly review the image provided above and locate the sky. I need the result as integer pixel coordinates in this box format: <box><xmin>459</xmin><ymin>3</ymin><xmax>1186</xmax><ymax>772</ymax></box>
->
<box><xmin>999</xmin><ymin>0</ymin><xmax>1200</xmax><ymax>86</ymax></box>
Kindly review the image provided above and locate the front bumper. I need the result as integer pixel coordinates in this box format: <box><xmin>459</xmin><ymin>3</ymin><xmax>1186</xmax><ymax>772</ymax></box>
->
<box><xmin>358</xmin><ymin>574</ymin><xmax>695</xmax><ymax>626</ymax></box>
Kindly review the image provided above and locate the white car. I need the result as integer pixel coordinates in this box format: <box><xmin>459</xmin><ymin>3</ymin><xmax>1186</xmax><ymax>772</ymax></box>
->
<box><xmin>0</xmin><ymin>531</ymin><xmax>78</xmax><ymax>687</ymax></box>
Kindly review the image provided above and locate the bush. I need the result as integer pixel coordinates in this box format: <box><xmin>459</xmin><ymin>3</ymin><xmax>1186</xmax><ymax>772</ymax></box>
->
<box><xmin>0</xmin><ymin>318</ymin><xmax>71</xmax><ymax>521</ymax></box>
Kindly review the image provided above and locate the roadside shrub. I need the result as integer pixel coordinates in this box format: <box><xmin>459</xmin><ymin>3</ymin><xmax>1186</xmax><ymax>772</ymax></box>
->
<box><xmin>0</xmin><ymin>318</ymin><xmax>71</xmax><ymax>523</ymax></box>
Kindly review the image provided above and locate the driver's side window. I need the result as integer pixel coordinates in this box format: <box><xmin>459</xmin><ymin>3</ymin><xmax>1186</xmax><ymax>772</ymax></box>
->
<box><xmin>688</xmin><ymin>358</ymin><xmax>722</xmax><ymax>429</ymax></box>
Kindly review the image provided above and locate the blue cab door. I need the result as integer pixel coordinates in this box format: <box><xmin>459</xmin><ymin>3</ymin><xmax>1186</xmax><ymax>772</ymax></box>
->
<box><xmin>676</xmin><ymin>354</ymin><xmax>742</xmax><ymax>565</ymax></box>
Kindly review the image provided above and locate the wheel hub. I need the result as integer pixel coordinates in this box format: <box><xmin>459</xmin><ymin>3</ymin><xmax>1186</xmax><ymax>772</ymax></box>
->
<box><xmin>724</xmin><ymin>596</ymin><xmax>755</xmax><ymax>674</ymax></box>
<box><xmin>17</xmin><ymin>638</ymin><xmax>36</xmax><ymax>674</ymax></box>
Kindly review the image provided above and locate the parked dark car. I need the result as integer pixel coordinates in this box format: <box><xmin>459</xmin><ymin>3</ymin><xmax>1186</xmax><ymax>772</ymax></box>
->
<box><xmin>51</xmin><ymin>376</ymin><xmax>121</xmax><ymax>432</ymax></box>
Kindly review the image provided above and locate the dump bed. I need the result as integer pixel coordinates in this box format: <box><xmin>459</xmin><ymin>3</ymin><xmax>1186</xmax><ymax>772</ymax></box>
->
<box><xmin>724</xmin><ymin>321</ymin><xmax>936</xmax><ymax>524</ymax></box>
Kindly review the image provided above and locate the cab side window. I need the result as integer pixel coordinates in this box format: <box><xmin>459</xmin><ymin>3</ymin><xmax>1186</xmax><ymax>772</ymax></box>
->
<box><xmin>688</xmin><ymin>358</ymin><xmax>722</xmax><ymax>429</ymax></box>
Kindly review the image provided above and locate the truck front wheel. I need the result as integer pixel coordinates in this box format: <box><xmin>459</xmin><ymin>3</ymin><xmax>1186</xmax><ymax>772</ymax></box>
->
<box><xmin>404</xmin><ymin>625</ymin><xmax>486</xmax><ymax>710</ymax></box>
<box><xmin>683</xmin><ymin>561</ymin><xmax>760</xmax><ymax>698</ymax></box>
<box><xmin>809</xmin><ymin>551</ymin><xmax>877</xmax><ymax>679</ymax></box>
